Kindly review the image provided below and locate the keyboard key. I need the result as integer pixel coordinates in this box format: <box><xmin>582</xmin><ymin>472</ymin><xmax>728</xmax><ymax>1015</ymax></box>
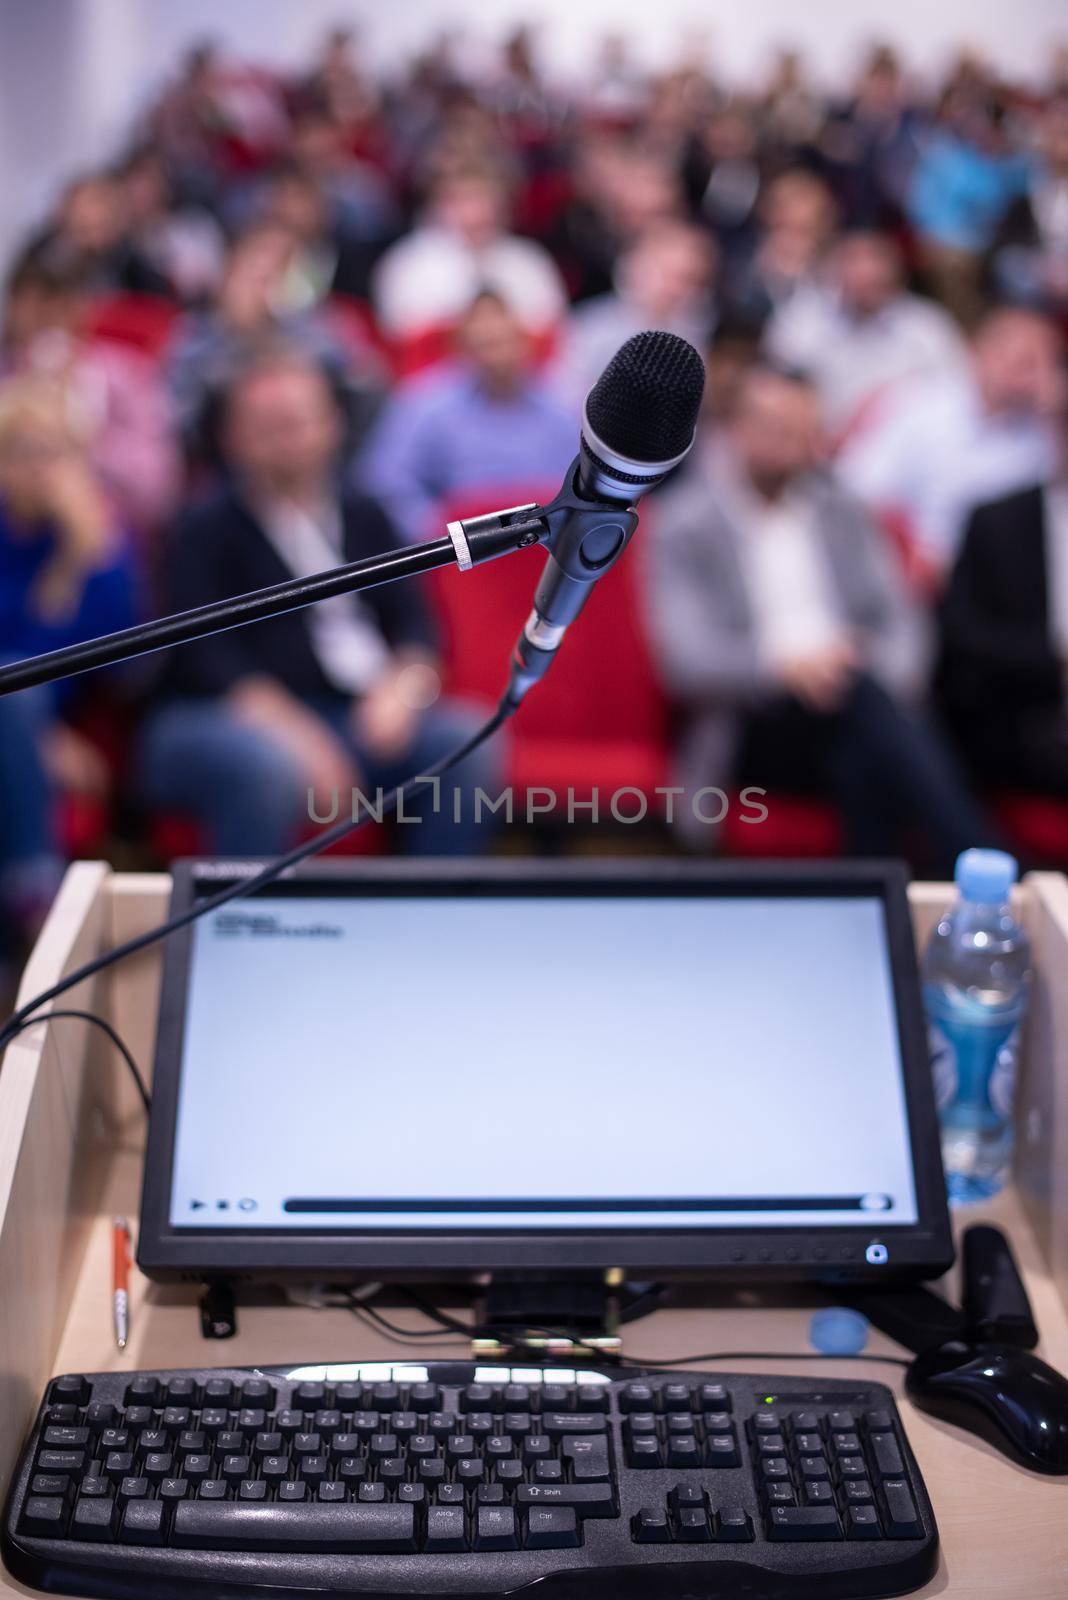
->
<box><xmin>409</xmin><ymin>1384</ymin><xmax>440</xmax><ymax>1412</ymax></box>
<box><xmin>870</xmin><ymin>1433</ymin><xmax>904</xmax><ymax>1477</ymax></box>
<box><xmin>662</xmin><ymin>1384</ymin><xmax>692</xmax><ymax>1411</ymax></box>
<box><xmin>667</xmin><ymin>1434</ymin><xmax>701</xmax><ymax>1468</ymax></box>
<box><xmin>799</xmin><ymin>1455</ymin><xmax>829</xmax><ymax>1479</ymax></box>
<box><xmin>794</xmin><ymin>1433</ymin><xmax>823</xmax><ymax>1456</ymax></box>
<box><xmin>173</xmin><ymin>1501</ymin><xmax>418</xmax><ymax>1552</ymax></box>
<box><xmin>198</xmin><ymin>1481</ymin><xmax>227</xmax><ymax>1500</ymax></box>
<box><xmin>844</xmin><ymin>1479</ymin><xmax>874</xmax><ymax>1504</ymax></box>
<box><xmin>38</xmin><ymin>1451</ymin><xmax>86</xmax><ymax>1476</ymax></box>
<box><xmin>121</xmin><ymin>1501</ymin><xmax>165</xmax><ymax>1546</ymax></box>
<box><xmin>125</xmin><ymin>1377</ymin><xmax>160</xmax><ymax>1407</ymax></box>
<box><xmin>881</xmin><ymin>1479</ymin><xmax>923</xmax><ymax>1539</ymax></box>
<box><xmin>20</xmin><ymin>1496</ymin><xmax>68</xmax><ymax>1538</ymax></box>
<box><xmin>767</xmin><ymin>1506</ymin><xmax>842</xmax><ymax>1541</ymax></box>
<box><xmin>715</xmin><ymin>1508</ymin><xmax>753</xmax><ymax>1543</ymax></box>
<box><xmin>462</xmin><ymin>1385</ymin><xmax>496</xmax><ymax>1413</ymax></box>
<box><xmin>676</xmin><ymin>1506</ymin><xmax>711</xmax><ymax>1542</ymax></box>
<box><xmin>632</xmin><ymin>1506</ymin><xmax>671</xmax><ymax>1543</ymax></box>
<box><xmin>620</xmin><ymin>1383</ymin><xmax>655</xmax><ymax>1413</ymax></box>
<box><xmin>43</xmin><ymin>1426</ymin><xmax>90</xmax><ymax>1451</ymax></box>
<box><xmin>516</xmin><ymin>1484</ymin><xmax>616</xmax><ymax>1518</ymax></box>
<box><xmin>541</xmin><ymin>1412</ymin><xmax>606</xmax><ymax>1435</ymax></box>
<box><xmin>49</xmin><ymin>1376</ymin><xmax>90</xmax><ymax>1407</ymax></box>
<box><xmin>697</xmin><ymin>1384</ymin><xmax>730</xmax><ymax>1412</ymax></box>
<box><xmin>791</xmin><ymin>1412</ymin><xmax>820</xmax><ymax>1434</ymax></box>
<box><xmin>703</xmin><ymin>1412</ymin><xmax>734</xmax><ymax>1434</ymax></box>
<box><xmin>561</xmin><ymin>1436</ymin><xmax>611</xmax><ymax>1481</ymax></box>
<box><xmin>765</xmin><ymin>1483</ymin><xmax>796</xmax><ymax>1506</ymax></box>
<box><xmin>72</xmin><ymin>1498</ymin><xmax>116</xmax><ymax>1541</ymax></box>
<box><xmin>865</xmin><ymin>1409</ymin><xmax>893</xmax><ymax>1433</ymax></box>
<box><xmin>30</xmin><ymin>1475</ymin><xmax>70</xmax><ymax>1499</ymax></box>
<box><xmin>761</xmin><ymin>1457</ymin><xmax>790</xmax><ymax>1481</ymax></box>
<box><xmin>239</xmin><ymin>1481</ymin><xmax>268</xmax><ymax>1501</ymax></box>
<box><xmin>828</xmin><ymin>1411</ymin><xmax>856</xmax><ymax>1433</ymax></box>
<box><xmin>837</xmin><ymin>1455</ymin><xmax>868</xmax><ymax>1479</ymax></box>
<box><xmin>426</xmin><ymin>1506</ymin><xmax>467</xmax><ymax>1552</ymax></box>
<box><xmin>804</xmin><ymin>1481</ymin><xmax>834</xmax><ymax>1506</ymax></box>
<box><xmin>846</xmin><ymin>1505</ymin><xmax>882</xmax><ymax>1539</ymax></box>
<box><xmin>474</xmin><ymin>1506</ymin><xmax>518</xmax><ymax>1551</ymax></box>
<box><xmin>527</xmin><ymin>1507</ymin><xmax>581</xmax><ymax>1548</ymax></box>
<box><xmin>576</xmin><ymin>1385</ymin><xmax>608</xmax><ymax>1412</ymax></box>
<box><xmin>830</xmin><ymin>1432</ymin><xmax>862</xmax><ymax>1455</ymax></box>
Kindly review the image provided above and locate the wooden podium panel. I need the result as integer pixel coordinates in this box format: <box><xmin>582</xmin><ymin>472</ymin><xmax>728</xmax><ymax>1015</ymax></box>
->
<box><xmin>1</xmin><ymin>866</ymin><xmax>1067</xmax><ymax>1598</ymax></box>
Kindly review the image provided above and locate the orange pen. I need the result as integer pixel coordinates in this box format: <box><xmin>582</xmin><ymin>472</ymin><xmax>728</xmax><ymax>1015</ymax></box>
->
<box><xmin>112</xmin><ymin>1217</ymin><xmax>131</xmax><ymax>1351</ymax></box>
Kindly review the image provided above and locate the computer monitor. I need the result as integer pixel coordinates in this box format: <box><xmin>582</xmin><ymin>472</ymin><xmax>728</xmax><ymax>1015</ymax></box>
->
<box><xmin>138</xmin><ymin>859</ymin><xmax>952</xmax><ymax>1283</ymax></box>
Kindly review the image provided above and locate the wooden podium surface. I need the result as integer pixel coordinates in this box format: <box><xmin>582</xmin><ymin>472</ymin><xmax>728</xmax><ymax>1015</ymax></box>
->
<box><xmin>2</xmin><ymin>864</ymin><xmax>1067</xmax><ymax>1598</ymax></box>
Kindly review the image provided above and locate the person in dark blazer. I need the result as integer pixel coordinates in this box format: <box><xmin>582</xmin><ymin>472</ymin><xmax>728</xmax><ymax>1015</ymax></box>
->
<box><xmin>937</xmin><ymin>477</ymin><xmax>1068</xmax><ymax>794</ymax></box>
<box><xmin>141</xmin><ymin>346</ymin><xmax>501</xmax><ymax>854</ymax></box>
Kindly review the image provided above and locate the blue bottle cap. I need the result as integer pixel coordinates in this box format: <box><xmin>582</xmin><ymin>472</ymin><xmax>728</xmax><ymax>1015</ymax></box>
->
<box><xmin>809</xmin><ymin>1307</ymin><xmax>870</xmax><ymax>1356</ymax></box>
<box><xmin>954</xmin><ymin>848</ymin><xmax>1019</xmax><ymax>904</ymax></box>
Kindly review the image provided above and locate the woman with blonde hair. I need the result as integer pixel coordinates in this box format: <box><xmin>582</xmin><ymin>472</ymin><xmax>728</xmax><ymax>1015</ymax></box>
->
<box><xmin>0</xmin><ymin>376</ymin><xmax>136</xmax><ymax>988</ymax></box>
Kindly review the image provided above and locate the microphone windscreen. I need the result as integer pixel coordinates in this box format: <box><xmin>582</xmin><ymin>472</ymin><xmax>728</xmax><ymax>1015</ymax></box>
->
<box><xmin>585</xmin><ymin>331</ymin><xmax>705</xmax><ymax>464</ymax></box>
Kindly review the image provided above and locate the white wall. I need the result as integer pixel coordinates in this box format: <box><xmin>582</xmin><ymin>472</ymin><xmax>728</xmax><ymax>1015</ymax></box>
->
<box><xmin>3</xmin><ymin>0</ymin><xmax>1067</xmax><ymax>271</ymax></box>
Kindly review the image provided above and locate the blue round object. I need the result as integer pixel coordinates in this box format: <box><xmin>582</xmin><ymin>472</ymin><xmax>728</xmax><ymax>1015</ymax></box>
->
<box><xmin>809</xmin><ymin>1307</ymin><xmax>870</xmax><ymax>1356</ymax></box>
<box><xmin>954</xmin><ymin>847</ymin><xmax>1018</xmax><ymax>904</ymax></box>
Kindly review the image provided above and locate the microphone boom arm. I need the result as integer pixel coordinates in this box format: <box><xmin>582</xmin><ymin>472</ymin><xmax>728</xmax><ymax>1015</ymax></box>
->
<box><xmin>0</xmin><ymin>504</ymin><xmax>552</xmax><ymax>699</ymax></box>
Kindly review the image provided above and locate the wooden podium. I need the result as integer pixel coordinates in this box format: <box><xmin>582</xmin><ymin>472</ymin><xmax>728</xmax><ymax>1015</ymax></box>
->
<box><xmin>2</xmin><ymin>863</ymin><xmax>1067</xmax><ymax>1598</ymax></box>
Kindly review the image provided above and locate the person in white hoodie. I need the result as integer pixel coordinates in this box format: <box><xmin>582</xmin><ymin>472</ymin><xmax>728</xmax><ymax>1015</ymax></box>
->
<box><xmin>372</xmin><ymin>165</ymin><xmax>566</xmax><ymax>342</ymax></box>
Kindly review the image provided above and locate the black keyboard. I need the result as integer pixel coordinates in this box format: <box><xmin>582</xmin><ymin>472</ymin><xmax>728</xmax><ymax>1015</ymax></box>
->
<box><xmin>3</xmin><ymin>1361</ymin><xmax>938</xmax><ymax>1599</ymax></box>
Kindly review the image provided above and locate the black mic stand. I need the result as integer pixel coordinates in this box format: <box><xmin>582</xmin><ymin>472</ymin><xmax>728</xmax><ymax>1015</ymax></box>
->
<box><xmin>0</xmin><ymin>459</ymin><xmax>638</xmax><ymax>701</ymax></box>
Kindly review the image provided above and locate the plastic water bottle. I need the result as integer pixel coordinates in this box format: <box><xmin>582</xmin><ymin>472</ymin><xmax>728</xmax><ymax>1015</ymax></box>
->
<box><xmin>922</xmin><ymin>849</ymin><xmax>1031</xmax><ymax>1204</ymax></box>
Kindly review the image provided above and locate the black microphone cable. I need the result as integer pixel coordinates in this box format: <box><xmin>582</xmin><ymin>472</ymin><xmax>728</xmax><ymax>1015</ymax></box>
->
<box><xmin>0</xmin><ymin>695</ymin><xmax>514</xmax><ymax>1060</ymax></box>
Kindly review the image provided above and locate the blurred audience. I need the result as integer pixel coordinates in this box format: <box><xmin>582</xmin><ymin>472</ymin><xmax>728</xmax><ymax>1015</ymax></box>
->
<box><xmin>2</xmin><ymin>255</ymin><xmax>181</xmax><ymax>532</ymax></box>
<box><xmin>723</xmin><ymin>169</ymin><xmax>839</xmax><ymax>329</ymax></box>
<box><xmin>362</xmin><ymin>292</ymin><xmax>574</xmax><ymax>541</ymax></box>
<box><xmin>990</xmin><ymin>94</ymin><xmax>1068</xmax><ymax>317</ymax></box>
<box><xmin>937</xmin><ymin>402</ymin><xmax>1068</xmax><ymax>797</ymax></box>
<box><xmin>166</xmin><ymin>220</ymin><xmax>353</xmax><ymax>460</ymax></box>
<box><xmin>647</xmin><ymin>367</ymin><xmax>992</xmax><ymax>869</ymax></box>
<box><xmin>141</xmin><ymin>350</ymin><xmax>500</xmax><ymax>855</ymax></box>
<box><xmin>23</xmin><ymin>173</ymin><xmax>173</xmax><ymax>300</ymax></box>
<box><xmin>116</xmin><ymin>147</ymin><xmax>227</xmax><ymax>304</ymax></box>
<box><xmin>839</xmin><ymin>306</ymin><xmax>1063</xmax><ymax>577</ymax></box>
<box><xmin>555</xmin><ymin>223</ymin><xmax>716</xmax><ymax>405</ymax></box>
<box><xmin>3</xmin><ymin>22</ymin><xmax>1068</xmax><ymax>902</ymax></box>
<box><xmin>0</xmin><ymin>380</ymin><xmax>136</xmax><ymax>965</ymax></box>
<box><xmin>765</xmin><ymin>229</ymin><xmax>965</xmax><ymax>437</ymax></box>
<box><xmin>908</xmin><ymin>89</ymin><xmax>1031</xmax><ymax>324</ymax></box>
<box><xmin>372</xmin><ymin>166</ymin><xmax>566</xmax><ymax>340</ymax></box>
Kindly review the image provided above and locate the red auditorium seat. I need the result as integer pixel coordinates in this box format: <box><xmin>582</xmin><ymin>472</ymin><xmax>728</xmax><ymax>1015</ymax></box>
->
<box><xmin>83</xmin><ymin>294</ymin><xmax>181</xmax><ymax>360</ymax></box>
<box><xmin>993</xmin><ymin>795</ymin><xmax>1068</xmax><ymax>867</ymax></box>
<box><xmin>721</xmin><ymin>796</ymin><xmax>843</xmax><ymax>859</ymax></box>
<box><xmin>430</xmin><ymin>487</ymin><xmax>671</xmax><ymax>809</ymax></box>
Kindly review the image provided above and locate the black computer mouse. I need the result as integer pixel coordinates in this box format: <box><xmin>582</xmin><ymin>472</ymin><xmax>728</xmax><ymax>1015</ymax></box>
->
<box><xmin>906</xmin><ymin>1340</ymin><xmax>1068</xmax><ymax>1474</ymax></box>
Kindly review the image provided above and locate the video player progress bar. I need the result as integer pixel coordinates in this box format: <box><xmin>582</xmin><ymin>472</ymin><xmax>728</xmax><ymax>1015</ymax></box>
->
<box><xmin>282</xmin><ymin>1195</ymin><xmax>892</xmax><ymax>1214</ymax></box>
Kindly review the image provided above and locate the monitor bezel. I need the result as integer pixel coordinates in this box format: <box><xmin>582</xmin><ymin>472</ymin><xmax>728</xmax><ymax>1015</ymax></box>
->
<box><xmin>138</xmin><ymin>857</ymin><xmax>953</xmax><ymax>1284</ymax></box>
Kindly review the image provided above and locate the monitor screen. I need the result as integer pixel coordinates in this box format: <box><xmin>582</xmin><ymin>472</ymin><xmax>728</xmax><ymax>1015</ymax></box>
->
<box><xmin>166</xmin><ymin>891</ymin><xmax>918</xmax><ymax>1234</ymax></box>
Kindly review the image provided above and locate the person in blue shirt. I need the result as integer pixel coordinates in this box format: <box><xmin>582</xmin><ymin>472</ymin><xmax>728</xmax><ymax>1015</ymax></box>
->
<box><xmin>0</xmin><ymin>377</ymin><xmax>136</xmax><ymax>973</ymax></box>
<box><xmin>359</xmin><ymin>290</ymin><xmax>577</xmax><ymax>542</ymax></box>
<box><xmin>908</xmin><ymin>91</ymin><xmax>1031</xmax><ymax>324</ymax></box>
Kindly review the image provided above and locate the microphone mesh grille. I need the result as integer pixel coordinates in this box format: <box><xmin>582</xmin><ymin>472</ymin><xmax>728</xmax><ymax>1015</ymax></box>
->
<box><xmin>585</xmin><ymin>331</ymin><xmax>705</xmax><ymax>463</ymax></box>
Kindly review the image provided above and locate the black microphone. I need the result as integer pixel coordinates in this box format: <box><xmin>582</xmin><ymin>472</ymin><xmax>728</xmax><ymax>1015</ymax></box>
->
<box><xmin>499</xmin><ymin>330</ymin><xmax>705</xmax><ymax>706</ymax></box>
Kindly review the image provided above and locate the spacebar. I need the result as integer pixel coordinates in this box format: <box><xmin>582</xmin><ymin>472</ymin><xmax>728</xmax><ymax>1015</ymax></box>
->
<box><xmin>172</xmin><ymin>1502</ymin><xmax>417</xmax><ymax>1552</ymax></box>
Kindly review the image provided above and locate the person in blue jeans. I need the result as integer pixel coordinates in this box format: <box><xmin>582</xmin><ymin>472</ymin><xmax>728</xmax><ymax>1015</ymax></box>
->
<box><xmin>0</xmin><ymin>377</ymin><xmax>136</xmax><ymax>970</ymax></box>
<box><xmin>141</xmin><ymin>347</ymin><xmax>503</xmax><ymax>855</ymax></box>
